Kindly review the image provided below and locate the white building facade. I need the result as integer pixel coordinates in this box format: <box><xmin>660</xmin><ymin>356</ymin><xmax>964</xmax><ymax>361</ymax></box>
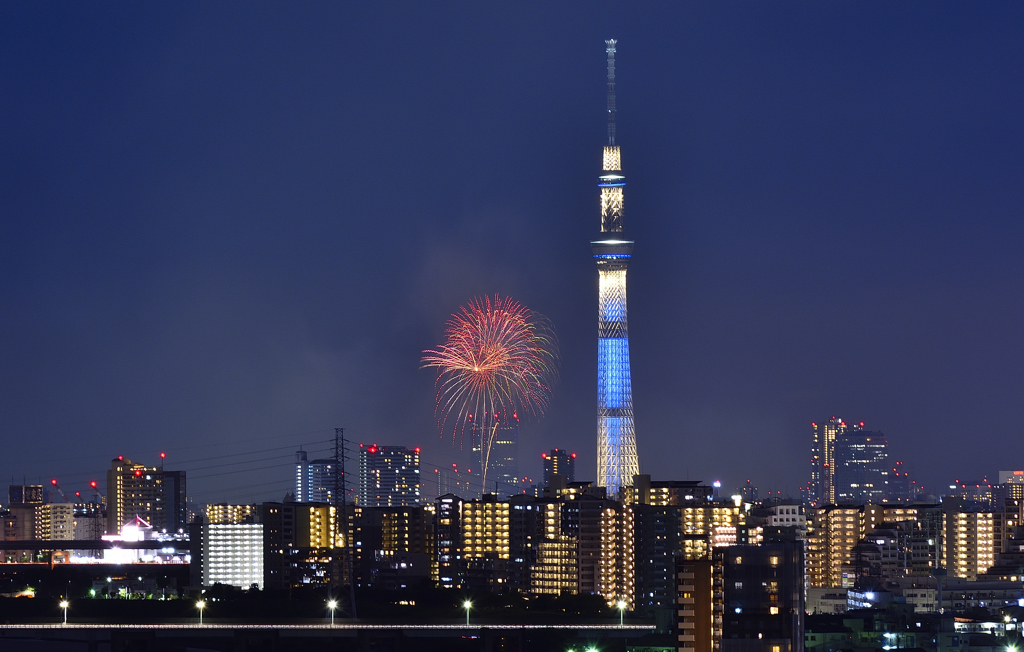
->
<box><xmin>202</xmin><ymin>523</ymin><xmax>264</xmax><ymax>589</ymax></box>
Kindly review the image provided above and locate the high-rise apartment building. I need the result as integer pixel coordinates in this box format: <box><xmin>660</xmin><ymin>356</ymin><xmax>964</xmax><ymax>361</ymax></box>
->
<box><xmin>294</xmin><ymin>451</ymin><xmax>336</xmax><ymax>503</ymax></box>
<box><xmin>201</xmin><ymin>522</ymin><xmax>264</xmax><ymax>589</ymax></box>
<box><xmin>261</xmin><ymin>502</ymin><xmax>342</xmax><ymax>590</ymax></box>
<box><xmin>35</xmin><ymin>503</ymin><xmax>74</xmax><ymax>541</ymax></box>
<box><xmin>717</xmin><ymin>543</ymin><xmax>805</xmax><ymax>652</ymax></box>
<box><xmin>944</xmin><ymin>511</ymin><xmax>994</xmax><ymax>580</ymax></box>
<box><xmin>676</xmin><ymin>544</ymin><xmax>805</xmax><ymax>652</ymax></box>
<box><xmin>461</xmin><ymin>495</ymin><xmax>510</xmax><ymax>561</ymax></box>
<box><xmin>350</xmin><ymin>504</ymin><xmax>435</xmax><ymax>590</ymax></box>
<box><xmin>206</xmin><ymin>504</ymin><xmax>257</xmax><ymax>525</ymax></box>
<box><xmin>542</xmin><ymin>449</ymin><xmax>576</xmax><ymax>485</ymax></box>
<box><xmin>626</xmin><ymin>475</ymin><xmax>744</xmax><ymax>561</ymax></box>
<box><xmin>105</xmin><ymin>457</ymin><xmax>186</xmax><ymax>535</ymax></box>
<box><xmin>631</xmin><ymin>503</ymin><xmax>680</xmax><ymax>615</ymax></box>
<box><xmin>358</xmin><ymin>444</ymin><xmax>420</xmax><ymax>507</ymax></box>
<box><xmin>435</xmin><ymin>494</ymin><xmax>463</xmax><ymax>589</ymax></box>
<box><xmin>592</xmin><ymin>40</ymin><xmax>639</xmax><ymax>497</ymax></box>
<box><xmin>295</xmin><ymin>451</ymin><xmax>311</xmax><ymax>502</ymax></box>
<box><xmin>832</xmin><ymin>429</ymin><xmax>890</xmax><ymax>505</ymax></box>
<box><xmin>676</xmin><ymin>558</ymin><xmax>720</xmax><ymax>652</ymax></box>
<box><xmin>806</xmin><ymin>504</ymin><xmax>935</xmax><ymax>588</ymax></box>
<box><xmin>598</xmin><ymin>502</ymin><xmax>633</xmax><ymax>607</ymax></box>
<box><xmin>530</xmin><ymin>500</ymin><xmax>579</xmax><ymax>595</ymax></box>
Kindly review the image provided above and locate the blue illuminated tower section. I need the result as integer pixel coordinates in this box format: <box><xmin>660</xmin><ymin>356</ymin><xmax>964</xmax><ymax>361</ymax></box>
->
<box><xmin>592</xmin><ymin>39</ymin><xmax>638</xmax><ymax>496</ymax></box>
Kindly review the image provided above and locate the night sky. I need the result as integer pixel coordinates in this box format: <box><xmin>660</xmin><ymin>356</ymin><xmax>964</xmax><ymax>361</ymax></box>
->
<box><xmin>2</xmin><ymin>3</ymin><xmax>1023</xmax><ymax>506</ymax></box>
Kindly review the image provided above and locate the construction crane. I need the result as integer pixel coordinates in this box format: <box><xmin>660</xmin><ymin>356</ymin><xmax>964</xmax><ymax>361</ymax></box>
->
<box><xmin>49</xmin><ymin>479</ymin><xmax>73</xmax><ymax>504</ymax></box>
<box><xmin>88</xmin><ymin>480</ymin><xmax>102</xmax><ymax>505</ymax></box>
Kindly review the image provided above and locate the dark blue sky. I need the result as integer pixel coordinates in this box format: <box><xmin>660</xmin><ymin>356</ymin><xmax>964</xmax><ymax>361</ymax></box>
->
<box><xmin>2</xmin><ymin>3</ymin><xmax>1022</xmax><ymax>505</ymax></box>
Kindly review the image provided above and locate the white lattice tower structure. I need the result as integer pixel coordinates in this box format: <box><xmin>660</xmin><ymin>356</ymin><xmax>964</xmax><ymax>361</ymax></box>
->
<box><xmin>591</xmin><ymin>39</ymin><xmax>639</xmax><ymax>497</ymax></box>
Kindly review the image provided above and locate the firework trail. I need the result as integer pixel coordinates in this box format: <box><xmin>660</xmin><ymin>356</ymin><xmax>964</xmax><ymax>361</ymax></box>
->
<box><xmin>421</xmin><ymin>295</ymin><xmax>559</xmax><ymax>494</ymax></box>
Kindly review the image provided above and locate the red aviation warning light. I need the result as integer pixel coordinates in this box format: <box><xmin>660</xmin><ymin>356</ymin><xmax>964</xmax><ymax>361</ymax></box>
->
<box><xmin>160</xmin><ymin>452</ymin><xmax>166</xmax><ymax>459</ymax></box>
<box><xmin>134</xmin><ymin>470</ymin><xmax>142</xmax><ymax>477</ymax></box>
<box><xmin>570</xmin><ymin>453</ymin><xmax>576</xmax><ymax>459</ymax></box>
<box><xmin>413</xmin><ymin>447</ymin><xmax>421</xmax><ymax>454</ymax></box>
<box><xmin>541</xmin><ymin>453</ymin><xmax>548</xmax><ymax>459</ymax></box>
<box><xmin>51</xmin><ymin>479</ymin><xmax>57</xmax><ymax>486</ymax></box>
<box><xmin>90</xmin><ymin>481</ymin><xmax>97</xmax><ymax>488</ymax></box>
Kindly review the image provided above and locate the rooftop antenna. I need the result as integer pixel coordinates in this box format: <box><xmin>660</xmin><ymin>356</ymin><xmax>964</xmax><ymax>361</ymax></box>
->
<box><xmin>605</xmin><ymin>39</ymin><xmax>617</xmax><ymax>146</ymax></box>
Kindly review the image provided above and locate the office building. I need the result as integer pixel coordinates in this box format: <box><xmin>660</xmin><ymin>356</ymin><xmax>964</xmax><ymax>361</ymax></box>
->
<box><xmin>999</xmin><ymin>471</ymin><xmax>1024</xmax><ymax>485</ymax></box>
<box><xmin>810</xmin><ymin>417</ymin><xmax>862</xmax><ymax>506</ymax></box>
<box><xmin>105</xmin><ymin>456</ymin><xmax>187</xmax><ymax>535</ymax></box>
<box><xmin>471</xmin><ymin>417</ymin><xmax>520</xmax><ymax>497</ymax></box>
<box><xmin>888</xmin><ymin>460</ymin><xmax>920</xmax><ymax>503</ymax></box>
<box><xmin>4</xmin><ymin>485</ymin><xmax>42</xmax><ymax>541</ymax></box>
<box><xmin>592</xmin><ymin>40</ymin><xmax>639</xmax><ymax>497</ymax></box>
<box><xmin>358</xmin><ymin>444</ymin><xmax>420</xmax><ymax>507</ymax></box>
<box><xmin>832</xmin><ymin>429</ymin><xmax>890</xmax><ymax>505</ymax></box>
<box><xmin>542</xmin><ymin>449</ymin><xmax>576</xmax><ymax>485</ymax></box>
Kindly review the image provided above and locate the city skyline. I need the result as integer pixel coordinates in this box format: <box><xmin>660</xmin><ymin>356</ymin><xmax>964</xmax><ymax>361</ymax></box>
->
<box><xmin>3</xmin><ymin>5</ymin><xmax>1024</xmax><ymax>503</ymax></box>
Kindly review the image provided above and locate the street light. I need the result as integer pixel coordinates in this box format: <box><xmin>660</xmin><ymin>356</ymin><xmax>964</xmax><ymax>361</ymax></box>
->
<box><xmin>328</xmin><ymin>599</ymin><xmax>338</xmax><ymax>626</ymax></box>
<box><xmin>616</xmin><ymin>600</ymin><xmax>627</xmax><ymax>626</ymax></box>
<box><xmin>463</xmin><ymin>600</ymin><xmax>472</xmax><ymax>626</ymax></box>
<box><xmin>196</xmin><ymin>600</ymin><xmax>206</xmax><ymax>625</ymax></box>
<box><xmin>59</xmin><ymin>600</ymin><xmax>69</xmax><ymax>625</ymax></box>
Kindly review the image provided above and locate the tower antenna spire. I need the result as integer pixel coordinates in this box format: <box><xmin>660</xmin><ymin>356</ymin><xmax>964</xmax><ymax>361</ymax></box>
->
<box><xmin>605</xmin><ymin>39</ymin><xmax>617</xmax><ymax>146</ymax></box>
<box><xmin>592</xmin><ymin>39</ymin><xmax>637</xmax><ymax>499</ymax></box>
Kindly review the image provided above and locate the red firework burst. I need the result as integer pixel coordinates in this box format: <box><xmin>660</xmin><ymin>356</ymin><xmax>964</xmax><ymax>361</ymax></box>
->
<box><xmin>421</xmin><ymin>295</ymin><xmax>559</xmax><ymax>491</ymax></box>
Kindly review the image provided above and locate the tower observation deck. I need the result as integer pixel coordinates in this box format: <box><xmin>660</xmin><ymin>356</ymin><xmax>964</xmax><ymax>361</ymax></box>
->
<box><xmin>592</xmin><ymin>39</ymin><xmax>638</xmax><ymax>496</ymax></box>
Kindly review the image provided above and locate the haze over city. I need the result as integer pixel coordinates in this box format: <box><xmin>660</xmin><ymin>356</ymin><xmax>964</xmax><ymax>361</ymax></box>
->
<box><xmin>3</xmin><ymin>3</ymin><xmax>1023</xmax><ymax>504</ymax></box>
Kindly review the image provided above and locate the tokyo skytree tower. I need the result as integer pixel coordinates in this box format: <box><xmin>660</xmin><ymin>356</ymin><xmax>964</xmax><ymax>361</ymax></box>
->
<box><xmin>592</xmin><ymin>39</ymin><xmax>638</xmax><ymax>496</ymax></box>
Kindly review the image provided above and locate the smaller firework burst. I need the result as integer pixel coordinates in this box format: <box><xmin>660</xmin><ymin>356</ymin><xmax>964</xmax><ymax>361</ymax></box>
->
<box><xmin>421</xmin><ymin>295</ymin><xmax>558</xmax><ymax>494</ymax></box>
